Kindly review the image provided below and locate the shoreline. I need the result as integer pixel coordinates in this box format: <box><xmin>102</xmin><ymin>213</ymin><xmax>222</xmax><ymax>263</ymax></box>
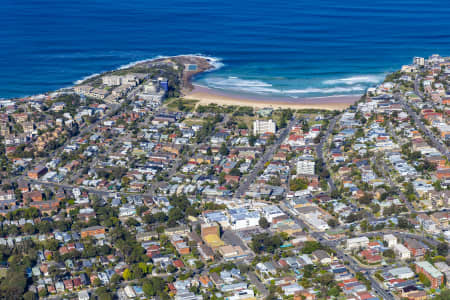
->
<box><xmin>183</xmin><ymin>84</ymin><xmax>360</xmax><ymax>111</ymax></box>
<box><xmin>3</xmin><ymin>54</ymin><xmax>362</xmax><ymax>111</ymax></box>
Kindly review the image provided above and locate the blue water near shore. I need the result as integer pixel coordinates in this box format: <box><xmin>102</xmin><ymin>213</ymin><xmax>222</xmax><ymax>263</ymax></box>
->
<box><xmin>2</xmin><ymin>0</ymin><xmax>450</xmax><ymax>99</ymax></box>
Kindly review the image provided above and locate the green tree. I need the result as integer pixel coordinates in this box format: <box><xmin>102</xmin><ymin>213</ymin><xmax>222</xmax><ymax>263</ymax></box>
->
<box><xmin>168</xmin><ymin>207</ymin><xmax>184</xmax><ymax>224</ymax></box>
<box><xmin>250</xmin><ymin>233</ymin><xmax>284</xmax><ymax>254</ymax></box>
<box><xmin>219</xmin><ymin>143</ymin><xmax>229</xmax><ymax>156</ymax></box>
<box><xmin>328</xmin><ymin>286</ymin><xmax>341</xmax><ymax>297</ymax></box>
<box><xmin>359</xmin><ymin>193</ymin><xmax>372</xmax><ymax>205</ymax></box>
<box><xmin>142</xmin><ymin>277</ymin><xmax>166</xmax><ymax>297</ymax></box>
<box><xmin>437</xmin><ymin>243</ymin><xmax>448</xmax><ymax>256</ymax></box>
<box><xmin>0</xmin><ymin>266</ymin><xmax>27</xmax><ymax>299</ymax></box>
<box><xmin>318</xmin><ymin>273</ymin><xmax>334</xmax><ymax>286</ymax></box>
<box><xmin>167</xmin><ymin>264</ymin><xmax>177</xmax><ymax>273</ymax></box>
<box><xmin>290</xmin><ymin>178</ymin><xmax>308</xmax><ymax>191</ymax></box>
<box><xmin>143</xmin><ymin>281</ymin><xmax>155</xmax><ymax>296</ymax></box>
<box><xmin>38</xmin><ymin>289</ymin><xmax>48</xmax><ymax>298</ymax></box>
<box><xmin>122</xmin><ymin>268</ymin><xmax>132</xmax><ymax>281</ymax></box>
<box><xmin>96</xmin><ymin>287</ymin><xmax>113</xmax><ymax>300</ymax></box>
<box><xmin>110</xmin><ymin>273</ymin><xmax>122</xmax><ymax>285</ymax></box>
<box><xmin>138</xmin><ymin>262</ymin><xmax>149</xmax><ymax>274</ymax></box>
<box><xmin>398</xmin><ymin>217</ymin><xmax>412</xmax><ymax>229</ymax></box>
<box><xmin>259</xmin><ymin>217</ymin><xmax>270</xmax><ymax>229</ymax></box>
<box><xmin>301</xmin><ymin>241</ymin><xmax>323</xmax><ymax>254</ymax></box>
<box><xmin>23</xmin><ymin>291</ymin><xmax>37</xmax><ymax>300</ymax></box>
<box><xmin>434</xmin><ymin>289</ymin><xmax>450</xmax><ymax>300</ymax></box>
<box><xmin>418</xmin><ymin>273</ymin><xmax>431</xmax><ymax>287</ymax></box>
<box><xmin>383</xmin><ymin>249</ymin><xmax>395</xmax><ymax>259</ymax></box>
<box><xmin>327</xmin><ymin>218</ymin><xmax>338</xmax><ymax>228</ymax></box>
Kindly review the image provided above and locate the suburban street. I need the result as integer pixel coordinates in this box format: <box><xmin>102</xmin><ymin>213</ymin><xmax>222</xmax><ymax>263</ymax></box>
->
<box><xmin>374</xmin><ymin>156</ymin><xmax>417</xmax><ymax>213</ymax></box>
<box><xmin>280</xmin><ymin>202</ymin><xmax>395</xmax><ymax>300</ymax></box>
<box><xmin>235</xmin><ymin>117</ymin><xmax>296</xmax><ymax>198</ymax></box>
<box><xmin>400</xmin><ymin>97</ymin><xmax>450</xmax><ymax>160</ymax></box>
<box><xmin>315</xmin><ymin>116</ymin><xmax>338</xmax><ymax>192</ymax></box>
<box><xmin>396</xmin><ymin>83</ymin><xmax>450</xmax><ymax>160</ymax></box>
<box><xmin>4</xmin><ymin>8</ymin><xmax>450</xmax><ymax>299</ymax></box>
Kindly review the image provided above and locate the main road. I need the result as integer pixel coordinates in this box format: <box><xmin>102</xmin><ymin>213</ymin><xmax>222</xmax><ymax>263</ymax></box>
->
<box><xmin>279</xmin><ymin>201</ymin><xmax>394</xmax><ymax>300</ymax></box>
<box><xmin>397</xmin><ymin>80</ymin><xmax>450</xmax><ymax>160</ymax></box>
<box><xmin>234</xmin><ymin>117</ymin><xmax>296</xmax><ymax>198</ymax></box>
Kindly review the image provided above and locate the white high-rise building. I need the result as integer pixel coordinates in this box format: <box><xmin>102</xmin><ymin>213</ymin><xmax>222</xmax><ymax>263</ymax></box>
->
<box><xmin>296</xmin><ymin>160</ymin><xmax>315</xmax><ymax>176</ymax></box>
<box><xmin>102</xmin><ymin>75</ymin><xmax>122</xmax><ymax>86</ymax></box>
<box><xmin>413</xmin><ymin>56</ymin><xmax>425</xmax><ymax>66</ymax></box>
<box><xmin>253</xmin><ymin>119</ymin><xmax>276</xmax><ymax>135</ymax></box>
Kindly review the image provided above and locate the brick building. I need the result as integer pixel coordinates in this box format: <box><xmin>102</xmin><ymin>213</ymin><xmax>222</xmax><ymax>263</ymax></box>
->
<box><xmin>28</xmin><ymin>166</ymin><xmax>48</xmax><ymax>179</ymax></box>
<box><xmin>415</xmin><ymin>261</ymin><xmax>443</xmax><ymax>289</ymax></box>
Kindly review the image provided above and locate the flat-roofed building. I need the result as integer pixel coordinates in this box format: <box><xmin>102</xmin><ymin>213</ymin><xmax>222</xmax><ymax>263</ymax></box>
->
<box><xmin>253</xmin><ymin>119</ymin><xmax>276</xmax><ymax>135</ymax></box>
<box><xmin>102</xmin><ymin>75</ymin><xmax>122</xmax><ymax>86</ymax></box>
<box><xmin>261</xmin><ymin>205</ymin><xmax>286</xmax><ymax>223</ymax></box>
<box><xmin>346</xmin><ymin>236</ymin><xmax>369</xmax><ymax>250</ymax></box>
<box><xmin>28</xmin><ymin>165</ymin><xmax>48</xmax><ymax>179</ymax></box>
<box><xmin>218</xmin><ymin>245</ymin><xmax>249</xmax><ymax>261</ymax></box>
<box><xmin>415</xmin><ymin>261</ymin><xmax>443</xmax><ymax>289</ymax></box>
<box><xmin>297</xmin><ymin>159</ymin><xmax>315</xmax><ymax>176</ymax></box>
<box><xmin>201</xmin><ymin>223</ymin><xmax>219</xmax><ymax>238</ymax></box>
<box><xmin>434</xmin><ymin>262</ymin><xmax>450</xmax><ymax>288</ymax></box>
<box><xmin>388</xmin><ymin>267</ymin><xmax>415</xmax><ymax>279</ymax></box>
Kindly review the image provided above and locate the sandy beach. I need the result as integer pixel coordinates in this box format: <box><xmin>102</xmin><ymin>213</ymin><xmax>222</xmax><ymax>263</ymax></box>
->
<box><xmin>183</xmin><ymin>85</ymin><xmax>360</xmax><ymax>111</ymax></box>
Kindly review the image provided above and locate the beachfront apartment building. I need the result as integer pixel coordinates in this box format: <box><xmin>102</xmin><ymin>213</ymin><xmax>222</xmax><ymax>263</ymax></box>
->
<box><xmin>87</xmin><ymin>88</ymin><xmax>109</xmax><ymax>100</ymax></box>
<box><xmin>253</xmin><ymin>119</ymin><xmax>276</xmax><ymax>135</ymax></box>
<box><xmin>414</xmin><ymin>56</ymin><xmax>425</xmax><ymax>66</ymax></box>
<box><xmin>102</xmin><ymin>75</ymin><xmax>122</xmax><ymax>86</ymax></box>
<box><xmin>102</xmin><ymin>74</ymin><xmax>146</xmax><ymax>86</ymax></box>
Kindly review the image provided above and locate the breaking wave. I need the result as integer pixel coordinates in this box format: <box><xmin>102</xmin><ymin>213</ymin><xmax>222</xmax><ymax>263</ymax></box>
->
<box><xmin>323</xmin><ymin>75</ymin><xmax>384</xmax><ymax>85</ymax></box>
<box><xmin>204</xmin><ymin>76</ymin><xmax>282</xmax><ymax>94</ymax></box>
<box><xmin>285</xmin><ymin>86</ymin><xmax>366</xmax><ymax>94</ymax></box>
<box><xmin>204</xmin><ymin>76</ymin><xmax>366</xmax><ymax>95</ymax></box>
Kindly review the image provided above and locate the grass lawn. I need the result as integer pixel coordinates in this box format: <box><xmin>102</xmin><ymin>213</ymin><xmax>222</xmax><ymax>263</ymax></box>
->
<box><xmin>0</xmin><ymin>267</ymin><xmax>7</xmax><ymax>278</ymax></box>
<box><xmin>233</xmin><ymin>115</ymin><xmax>259</xmax><ymax>129</ymax></box>
<box><xmin>165</xmin><ymin>98</ymin><xmax>199</xmax><ymax>112</ymax></box>
<box><xmin>183</xmin><ymin>118</ymin><xmax>205</xmax><ymax>126</ymax></box>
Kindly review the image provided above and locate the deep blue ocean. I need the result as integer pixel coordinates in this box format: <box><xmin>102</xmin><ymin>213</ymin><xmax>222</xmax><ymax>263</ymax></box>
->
<box><xmin>2</xmin><ymin>0</ymin><xmax>450</xmax><ymax>99</ymax></box>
